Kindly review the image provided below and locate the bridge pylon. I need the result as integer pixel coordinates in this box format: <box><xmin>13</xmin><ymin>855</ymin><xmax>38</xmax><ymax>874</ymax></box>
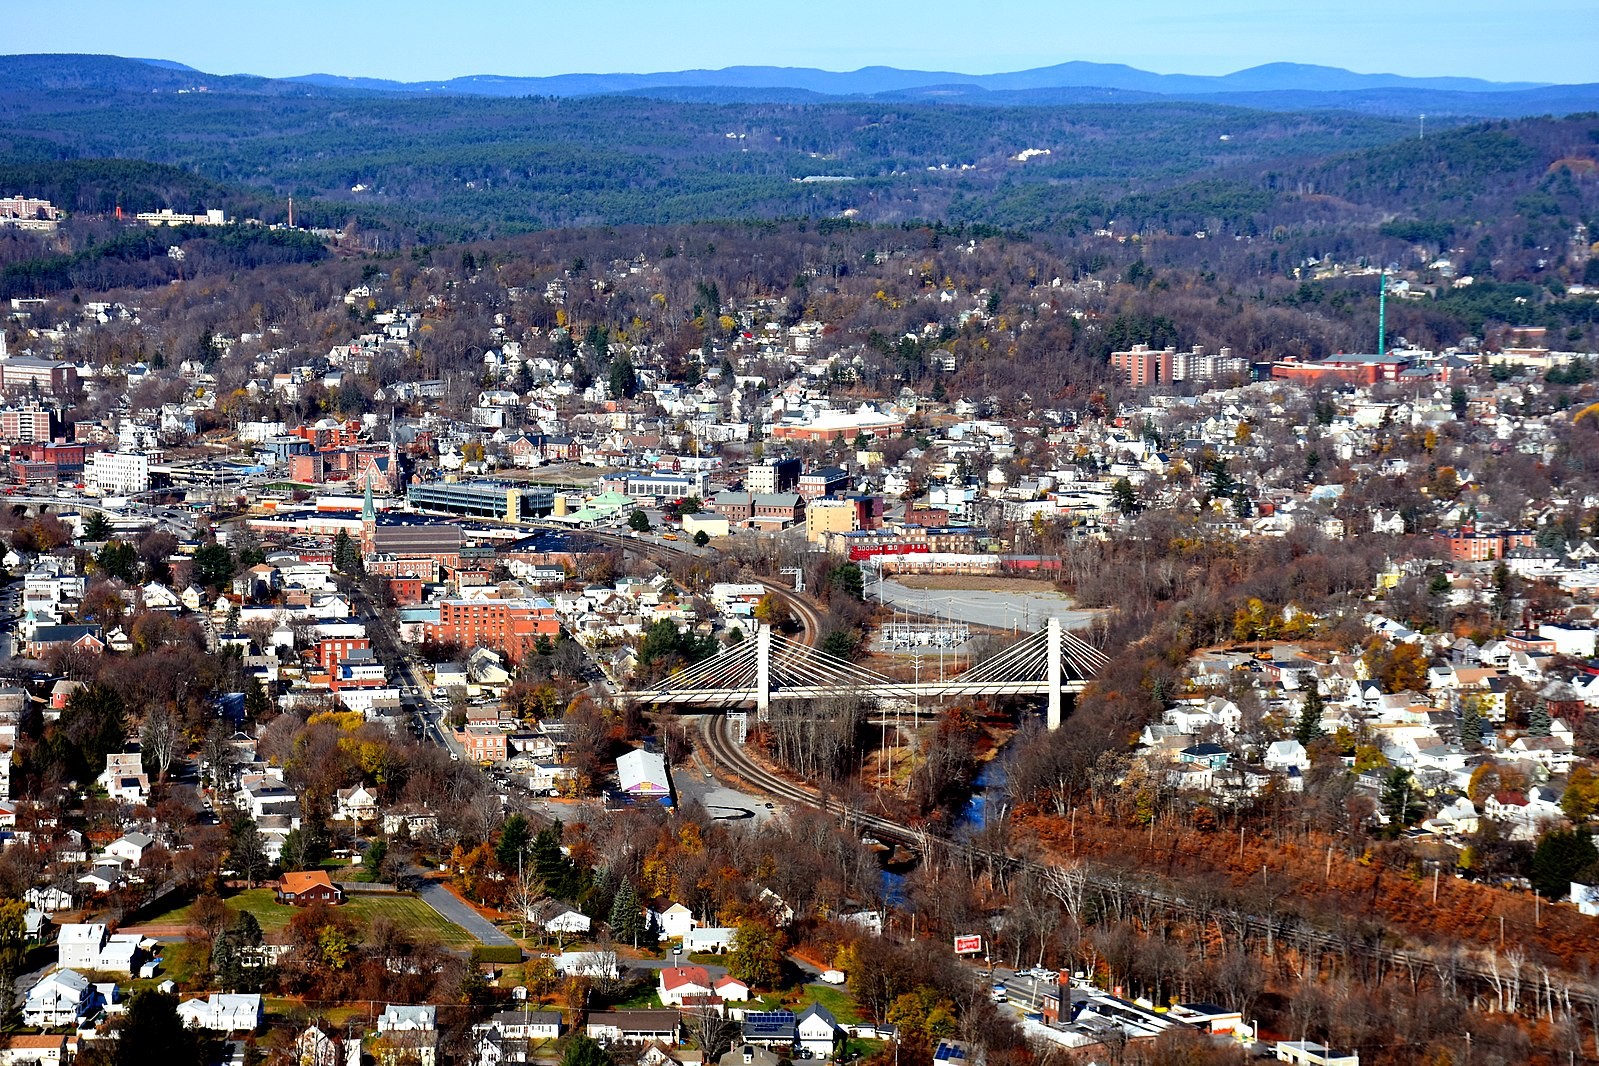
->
<box><xmin>1047</xmin><ymin>616</ymin><xmax>1063</xmax><ymax>730</ymax></box>
<box><xmin>755</xmin><ymin>624</ymin><xmax>772</xmax><ymax>722</ymax></box>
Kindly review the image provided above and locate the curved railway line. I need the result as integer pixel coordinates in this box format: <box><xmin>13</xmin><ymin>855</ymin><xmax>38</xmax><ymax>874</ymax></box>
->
<box><xmin>582</xmin><ymin>526</ymin><xmax>1597</xmax><ymax>1013</ymax></box>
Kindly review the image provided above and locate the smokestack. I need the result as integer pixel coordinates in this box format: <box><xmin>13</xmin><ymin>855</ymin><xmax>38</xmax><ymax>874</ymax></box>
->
<box><xmin>288</xmin><ymin>197</ymin><xmax>295</xmax><ymax>228</ymax></box>
<box><xmin>1377</xmin><ymin>270</ymin><xmax>1386</xmax><ymax>356</ymax></box>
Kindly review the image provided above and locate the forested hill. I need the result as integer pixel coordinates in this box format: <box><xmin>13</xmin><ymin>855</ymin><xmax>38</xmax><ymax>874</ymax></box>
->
<box><xmin>0</xmin><ymin>77</ymin><xmax>1426</xmax><ymax>241</ymax></box>
<box><xmin>958</xmin><ymin>116</ymin><xmax>1599</xmax><ymax>247</ymax></box>
<box><xmin>0</xmin><ymin>61</ymin><xmax>1593</xmax><ymax>280</ymax></box>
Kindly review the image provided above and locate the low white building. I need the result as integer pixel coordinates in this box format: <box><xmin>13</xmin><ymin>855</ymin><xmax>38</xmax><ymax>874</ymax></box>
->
<box><xmin>554</xmin><ymin>951</ymin><xmax>619</xmax><ymax>980</ymax></box>
<box><xmin>177</xmin><ymin>993</ymin><xmax>264</xmax><ymax>1032</ymax></box>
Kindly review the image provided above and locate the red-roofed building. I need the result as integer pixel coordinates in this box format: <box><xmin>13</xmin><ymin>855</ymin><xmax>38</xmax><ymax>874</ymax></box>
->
<box><xmin>658</xmin><ymin>966</ymin><xmax>714</xmax><ymax>1007</ymax></box>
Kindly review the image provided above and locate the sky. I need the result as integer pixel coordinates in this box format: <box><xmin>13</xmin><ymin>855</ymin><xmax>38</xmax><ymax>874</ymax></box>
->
<box><xmin>8</xmin><ymin>0</ymin><xmax>1596</xmax><ymax>85</ymax></box>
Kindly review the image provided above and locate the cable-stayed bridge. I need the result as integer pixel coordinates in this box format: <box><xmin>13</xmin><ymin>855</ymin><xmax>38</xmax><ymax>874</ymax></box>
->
<box><xmin>630</xmin><ymin>617</ymin><xmax>1106</xmax><ymax>729</ymax></box>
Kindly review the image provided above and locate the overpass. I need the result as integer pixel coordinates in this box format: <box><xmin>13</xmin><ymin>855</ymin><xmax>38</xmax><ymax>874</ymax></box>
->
<box><xmin>630</xmin><ymin>617</ymin><xmax>1106</xmax><ymax>729</ymax></box>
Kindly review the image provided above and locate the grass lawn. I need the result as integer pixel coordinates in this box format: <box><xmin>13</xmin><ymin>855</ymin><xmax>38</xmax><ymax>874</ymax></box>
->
<box><xmin>144</xmin><ymin>888</ymin><xmax>478</xmax><ymax>947</ymax></box>
<box><xmin>142</xmin><ymin>941</ymin><xmax>207</xmax><ymax>991</ymax></box>
<box><xmin>795</xmin><ymin>983</ymin><xmax>862</xmax><ymax>1024</ymax></box>
<box><xmin>345</xmin><ymin>894</ymin><xmax>478</xmax><ymax>948</ymax></box>
<box><xmin>606</xmin><ymin>985</ymin><xmax>666</xmax><ymax>1010</ymax></box>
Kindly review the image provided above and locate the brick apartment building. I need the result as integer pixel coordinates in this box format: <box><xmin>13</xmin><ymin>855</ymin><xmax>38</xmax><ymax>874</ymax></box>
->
<box><xmin>424</xmin><ymin>597</ymin><xmax>560</xmax><ymax>660</ymax></box>
<box><xmin>1436</xmin><ymin>526</ymin><xmax>1537</xmax><ymax>562</ymax></box>
<box><xmin>314</xmin><ymin>637</ymin><xmax>372</xmax><ymax>673</ymax></box>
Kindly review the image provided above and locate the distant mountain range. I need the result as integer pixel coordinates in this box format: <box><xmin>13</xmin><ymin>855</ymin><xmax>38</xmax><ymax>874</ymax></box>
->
<box><xmin>1</xmin><ymin>53</ymin><xmax>1596</xmax><ymax>118</ymax></box>
<box><xmin>286</xmin><ymin>59</ymin><xmax>1552</xmax><ymax>98</ymax></box>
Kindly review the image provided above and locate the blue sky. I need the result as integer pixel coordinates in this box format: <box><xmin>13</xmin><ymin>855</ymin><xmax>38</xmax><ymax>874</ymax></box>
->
<box><xmin>9</xmin><ymin>0</ymin><xmax>1594</xmax><ymax>84</ymax></box>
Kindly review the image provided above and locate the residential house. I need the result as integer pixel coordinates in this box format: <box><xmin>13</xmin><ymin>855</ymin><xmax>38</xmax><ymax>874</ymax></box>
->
<box><xmin>276</xmin><ymin>870</ymin><xmax>344</xmax><ymax>906</ymax></box>
<box><xmin>553</xmin><ymin>951</ymin><xmax>619</xmax><ymax>980</ymax></box>
<box><xmin>0</xmin><ymin>1035</ymin><xmax>68</xmax><ymax>1066</ymax></box>
<box><xmin>176</xmin><ymin>993</ymin><xmax>264</xmax><ymax>1032</ymax></box>
<box><xmin>78</xmin><ymin>865</ymin><xmax>130</xmax><ymax>897</ymax></box>
<box><xmin>585</xmin><ymin>1011</ymin><xmax>682</xmax><ymax>1045</ymax></box>
<box><xmin>658</xmin><ymin>966</ymin><xmax>714</xmax><ymax>1007</ymax></box>
<box><xmin>713</xmin><ymin>975</ymin><xmax>749</xmax><ymax>1002</ymax></box>
<box><xmin>534</xmin><ymin>901</ymin><xmax>592</xmax><ymax>936</ymax></box>
<box><xmin>99</xmin><ymin>752</ymin><xmax>150</xmax><ymax>805</ymax></box>
<box><xmin>796</xmin><ymin>1004</ymin><xmax>845</xmax><ymax>1059</ymax></box>
<box><xmin>740</xmin><ymin>1010</ymin><xmax>797</xmax><ymax>1050</ymax></box>
<box><xmin>22</xmin><ymin>970</ymin><xmax>94</xmax><ymax>1028</ymax></box>
<box><xmin>334</xmin><ymin>785</ymin><xmax>380</xmax><ymax>823</ymax></box>
<box><xmin>102</xmin><ymin>832</ymin><xmax>156</xmax><ymax>868</ymax></box>
<box><xmin>294</xmin><ymin>1025</ymin><xmax>354</xmax><ymax>1066</ymax></box>
<box><xmin>1263</xmin><ymin>740</ymin><xmax>1310</xmax><ymax>774</ymax></box>
<box><xmin>377</xmin><ymin>1005</ymin><xmax>439</xmax><ymax>1066</ymax></box>
<box><xmin>24</xmin><ymin>886</ymin><xmax>71</xmax><ymax>913</ymax></box>
<box><xmin>471</xmin><ymin>1011</ymin><xmax>564</xmax><ymax>1066</ymax></box>
<box><xmin>652</xmin><ymin>902</ymin><xmax>695</xmax><ymax>939</ymax></box>
<box><xmin>682</xmin><ymin>926</ymin><xmax>736</xmax><ymax>954</ymax></box>
<box><xmin>1177</xmin><ymin>743</ymin><xmax>1230</xmax><ymax>770</ymax></box>
<box><xmin>718</xmin><ymin>1048</ymin><xmax>783</xmax><ymax>1066</ymax></box>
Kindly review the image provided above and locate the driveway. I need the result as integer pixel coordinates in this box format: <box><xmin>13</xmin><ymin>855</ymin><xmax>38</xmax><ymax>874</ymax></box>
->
<box><xmin>415</xmin><ymin>878</ymin><xmax>516</xmax><ymax>947</ymax></box>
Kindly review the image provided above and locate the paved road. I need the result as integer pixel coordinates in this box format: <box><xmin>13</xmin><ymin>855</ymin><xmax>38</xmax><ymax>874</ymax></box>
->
<box><xmin>672</xmin><ymin>767</ymin><xmax>775</xmax><ymax>825</ymax></box>
<box><xmin>415</xmin><ymin>878</ymin><xmax>517</xmax><ymax>947</ymax></box>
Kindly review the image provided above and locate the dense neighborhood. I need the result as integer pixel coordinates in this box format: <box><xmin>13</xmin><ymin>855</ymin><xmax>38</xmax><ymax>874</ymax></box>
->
<box><xmin>0</xmin><ymin>184</ymin><xmax>1596</xmax><ymax>1066</ymax></box>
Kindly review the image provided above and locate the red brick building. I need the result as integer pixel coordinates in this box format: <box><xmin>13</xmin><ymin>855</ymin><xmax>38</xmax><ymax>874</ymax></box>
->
<box><xmin>386</xmin><ymin>576</ymin><xmax>424</xmax><ymax>606</ymax></box>
<box><xmin>314</xmin><ymin>636</ymin><xmax>372</xmax><ymax>673</ymax></box>
<box><xmin>456</xmin><ymin>725</ymin><xmax>509</xmax><ymax>763</ymax></box>
<box><xmin>425</xmin><ymin>597</ymin><xmax>560</xmax><ymax>660</ymax></box>
<box><xmin>1436</xmin><ymin>526</ymin><xmax>1536</xmax><ymax>562</ymax></box>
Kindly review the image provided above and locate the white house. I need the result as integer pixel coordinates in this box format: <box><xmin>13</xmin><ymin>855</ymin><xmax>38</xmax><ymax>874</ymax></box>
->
<box><xmin>652</xmin><ymin>902</ymin><xmax>695</xmax><ymax>939</ymax></box>
<box><xmin>22</xmin><ymin>970</ymin><xmax>93</xmax><ymax>1028</ymax></box>
<box><xmin>378</xmin><ymin>1005</ymin><xmax>439</xmax><ymax>1066</ymax></box>
<box><xmin>537</xmin><ymin>902</ymin><xmax>592</xmax><ymax>936</ymax></box>
<box><xmin>554</xmin><ymin>951</ymin><xmax>619</xmax><ymax>980</ymax></box>
<box><xmin>56</xmin><ymin>924</ymin><xmax>109</xmax><ymax>970</ymax></box>
<box><xmin>0</xmin><ymin>1034</ymin><xmax>68</xmax><ymax>1066</ymax></box>
<box><xmin>379</xmin><ymin>1005</ymin><xmax>437</xmax><ymax>1033</ymax></box>
<box><xmin>1572</xmin><ymin>882</ymin><xmax>1599</xmax><ymax>917</ymax></box>
<box><xmin>713</xmin><ymin>975</ymin><xmax>749</xmax><ymax>1002</ymax></box>
<box><xmin>177</xmin><ymin>993</ymin><xmax>264</xmax><ymax>1032</ymax></box>
<box><xmin>103</xmin><ymin>832</ymin><xmax>156</xmax><ymax>868</ymax></box>
<box><xmin>1274</xmin><ymin>1042</ymin><xmax>1359</xmax><ymax>1066</ymax></box>
<box><xmin>683</xmin><ymin>926</ymin><xmax>736</xmax><ymax>954</ymax></box>
<box><xmin>334</xmin><ymin>785</ymin><xmax>380</xmax><ymax>823</ymax></box>
<box><xmin>25</xmin><ymin>886</ymin><xmax>72</xmax><ymax>913</ymax></box>
<box><xmin>796</xmin><ymin>1004</ymin><xmax>845</xmax><ymax>1060</ymax></box>
<box><xmin>658</xmin><ymin>966</ymin><xmax>714</xmax><ymax>1007</ymax></box>
<box><xmin>1263</xmin><ymin>740</ymin><xmax>1310</xmax><ymax>774</ymax></box>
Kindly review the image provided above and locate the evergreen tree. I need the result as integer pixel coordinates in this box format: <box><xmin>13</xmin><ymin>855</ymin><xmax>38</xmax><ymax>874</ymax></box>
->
<box><xmin>496</xmin><ymin>814</ymin><xmax>532</xmax><ymax>871</ymax></box>
<box><xmin>1460</xmin><ymin>700</ymin><xmax>1485</xmax><ymax>750</ymax></box>
<box><xmin>332</xmin><ymin>530</ymin><xmax>364</xmax><ymax>575</ymax></box>
<box><xmin>608</xmin><ymin>878</ymin><xmax>647</xmax><ymax>947</ymax></box>
<box><xmin>1531</xmin><ymin>828</ymin><xmax>1599</xmax><ymax>897</ymax></box>
<box><xmin>1529</xmin><ymin>696</ymin><xmax>1552</xmax><ymax>737</ymax></box>
<box><xmin>81</xmin><ymin>511</ymin><xmax>112</xmax><ymax>542</ymax></box>
<box><xmin>245</xmin><ymin>678</ymin><xmax>273</xmax><ymax>720</ymax></box>
<box><xmin>116</xmin><ymin>991</ymin><xmax>201</xmax><ymax>1066</ymax></box>
<box><xmin>1294</xmin><ymin>683</ymin><xmax>1326</xmax><ymax>746</ymax></box>
<box><xmin>1380</xmin><ymin>767</ymin><xmax>1424</xmax><ymax>835</ymax></box>
<box><xmin>561</xmin><ymin>1035</ymin><xmax>614</xmax><ymax>1066</ymax></box>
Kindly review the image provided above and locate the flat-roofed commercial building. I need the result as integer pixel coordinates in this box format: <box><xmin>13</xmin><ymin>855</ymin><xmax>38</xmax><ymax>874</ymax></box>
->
<box><xmin>408</xmin><ymin>480</ymin><xmax>554</xmax><ymax>522</ymax></box>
